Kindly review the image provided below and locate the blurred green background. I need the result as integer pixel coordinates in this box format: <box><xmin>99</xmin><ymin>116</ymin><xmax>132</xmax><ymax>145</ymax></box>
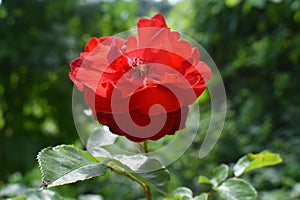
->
<box><xmin>1</xmin><ymin>0</ymin><xmax>300</xmax><ymax>199</ymax></box>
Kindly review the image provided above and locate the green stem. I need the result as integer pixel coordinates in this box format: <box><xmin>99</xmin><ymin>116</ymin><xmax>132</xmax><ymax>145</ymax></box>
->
<box><xmin>207</xmin><ymin>189</ymin><xmax>217</xmax><ymax>196</ymax></box>
<box><xmin>142</xmin><ymin>140</ymin><xmax>151</xmax><ymax>199</ymax></box>
<box><xmin>143</xmin><ymin>141</ymin><xmax>149</xmax><ymax>154</ymax></box>
<box><xmin>108</xmin><ymin>165</ymin><xmax>152</xmax><ymax>200</ymax></box>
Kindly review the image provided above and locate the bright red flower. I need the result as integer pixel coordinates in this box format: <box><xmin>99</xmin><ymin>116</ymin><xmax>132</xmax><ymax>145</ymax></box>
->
<box><xmin>69</xmin><ymin>13</ymin><xmax>211</xmax><ymax>142</ymax></box>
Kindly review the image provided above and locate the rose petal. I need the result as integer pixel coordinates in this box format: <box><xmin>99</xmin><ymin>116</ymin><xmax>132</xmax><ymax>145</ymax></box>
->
<box><xmin>129</xmin><ymin>85</ymin><xmax>180</xmax><ymax>115</ymax></box>
<box><xmin>95</xmin><ymin>106</ymin><xmax>188</xmax><ymax>142</ymax></box>
<box><xmin>137</xmin><ymin>13</ymin><xmax>168</xmax><ymax>28</ymax></box>
<box><xmin>84</xmin><ymin>37</ymin><xmax>99</xmax><ymax>52</ymax></box>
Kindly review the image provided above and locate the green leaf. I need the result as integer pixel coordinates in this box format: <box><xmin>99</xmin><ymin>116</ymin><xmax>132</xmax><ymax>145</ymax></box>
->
<box><xmin>211</xmin><ymin>164</ymin><xmax>229</xmax><ymax>186</ymax></box>
<box><xmin>87</xmin><ymin>127</ymin><xmax>118</xmax><ymax>147</ymax></box>
<box><xmin>233</xmin><ymin>150</ymin><xmax>283</xmax><ymax>176</ymax></box>
<box><xmin>217</xmin><ymin>178</ymin><xmax>257</xmax><ymax>200</ymax></box>
<box><xmin>24</xmin><ymin>189</ymin><xmax>63</xmax><ymax>200</ymax></box>
<box><xmin>138</xmin><ymin>164</ymin><xmax>170</xmax><ymax>195</ymax></box>
<box><xmin>193</xmin><ymin>193</ymin><xmax>208</xmax><ymax>200</ymax></box>
<box><xmin>198</xmin><ymin>164</ymin><xmax>229</xmax><ymax>187</ymax></box>
<box><xmin>37</xmin><ymin>145</ymin><xmax>107</xmax><ymax>188</ymax></box>
<box><xmin>0</xmin><ymin>183</ymin><xmax>27</xmax><ymax>197</ymax></box>
<box><xmin>79</xmin><ymin>194</ymin><xmax>104</xmax><ymax>200</ymax></box>
<box><xmin>2</xmin><ymin>189</ymin><xmax>63</xmax><ymax>200</ymax></box>
<box><xmin>109</xmin><ymin>155</ymin><xmax>170</xmax><ymax>195</ymax></box>
<box><xmin>198</xmin><ymin>176</ymin><xmax>212</xmax><ymax>185</ymax></box>
<box><xmin>113</xmin><ymin>154</ymin><xmax>148</xmax><ymax>171</ymax></box>
<box><xmin>86</xmin><ymin>129</ymin><xmax>170</xmax><ymax>195</ymax></box>
<box><xmin>164</xmin><ymin>187</ymin><xmax>193</xmax><ymax>200</ymax></box>
<box><xmin>10</xmin><ymin>197</ymin><xmax>26</xmax><ymax>200</ymax></box>
<box><xmin>86</xmin><ymin>127</ymin><xmax>118</xmax><ymax>158</ymax></box>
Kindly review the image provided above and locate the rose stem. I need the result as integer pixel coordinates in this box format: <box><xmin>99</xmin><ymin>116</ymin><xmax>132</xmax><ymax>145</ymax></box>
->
<box><xmin>143</xmin><ymin>141</ymin><xmax>149</xmax><ymax>154</ymax></box>
<box><xmin>107</xmin><ymin>165</ymin><xmax>152</xmax><ymax>200</ymax></box>
<box><xmin>142</xmin><ymin>140</ymin><xmax>151</xmax><ymax>199</ymax></box>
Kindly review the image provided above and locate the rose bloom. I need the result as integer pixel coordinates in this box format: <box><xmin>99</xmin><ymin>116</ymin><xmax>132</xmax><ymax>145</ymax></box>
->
<box><xmin>70</xmin><ymin>14</ymin><xmax>211</xmax><ymax>142</ymax></box>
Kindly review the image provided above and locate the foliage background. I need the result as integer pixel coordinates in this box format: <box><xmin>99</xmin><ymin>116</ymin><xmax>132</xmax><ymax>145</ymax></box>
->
<box><xmin>0</xmin><ymin>0</ymin><xmax>299</xmax><ymax>199</ymax></box>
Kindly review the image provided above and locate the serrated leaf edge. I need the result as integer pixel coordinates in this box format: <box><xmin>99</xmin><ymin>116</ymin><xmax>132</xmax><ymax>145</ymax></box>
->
<box><xmin>37</xmin><ymin>145</ymin><xmax>53</xmax><ymax>187</ymax></box>
<box><xmin>37</xmin><ymin>144</ymin><xmax>103</xmax><ymax>189</ymax></box>
<box><xmin>47</xmin><ymin>162</ymin><xmax>107</xmax><ymax>188</ymax></box>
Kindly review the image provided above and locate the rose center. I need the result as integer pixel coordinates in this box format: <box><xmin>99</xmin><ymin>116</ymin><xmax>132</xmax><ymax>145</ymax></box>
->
<box><xmin>130</xmin><ymin>57</ymin><xmax>150</xmax><ymax>78</ymax></box>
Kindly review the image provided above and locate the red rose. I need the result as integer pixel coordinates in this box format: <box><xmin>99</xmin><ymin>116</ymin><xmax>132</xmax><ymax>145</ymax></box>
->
<box><xmin>70</xmin><ymin>13</ymin><xmax>211</xmax><ymax>142</ymax></box>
